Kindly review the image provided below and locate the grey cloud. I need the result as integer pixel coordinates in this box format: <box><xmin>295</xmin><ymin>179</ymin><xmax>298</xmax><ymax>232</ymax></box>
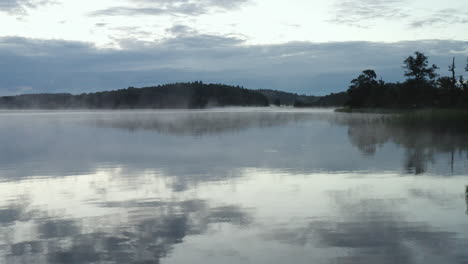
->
<box><xmin>131</xmin><ymin>0</ymin><xmax>250</xmax><ymax>12</ymax></box>
<box><xmin>90</xmin><ymin>0</ymin><xmax>248</xmax><ymax>17</ymax></box>
<box><xmin>409</xmin><ymin>9</ymin><xmax>468</xmax><ymax>28</ymax></box>
<box><xmin>110</xmin><ymin>26</ymin><xmax>154</xmax><ymax>40</ymax></box>
<box><xmin>162</xmin><ymin>24</ymin><xmax>246</xmax><ymax>47</ymax></box>
<box><xmin>90</xmin><ymin>6</ymin><xmax>166</xmax><ymax>17</ymax></box>
<box><xmin>0</xmin><ymin>36</ymin><xmax>96</xmax><ymax>57</ymax></box>
<box><xmin>131</xmin><ymin>0</ymin><xmax>247</xmax><ymax>8</ymax></box>
<box><xmin>0</xmin><ymin>35</ymin><xmax>466</xmax><ymax>96</ymax></box>
<box><xmin>329</xmin><ymin>0</ymin><xmax>408</xmax><ymax>27</ymax></box>
<box><xmin>162</xmin><ymin>33</ymin><xmax>244</xmax><ymax>48</ymax></box>
<box><xmin>166</xmin><ymin>24</ymin><xmax>195</xmax><ymax>36</ymax></box>
<box><xmin>0</xmin><ymin>0</ymin><xmax>55</xmax><ymax>15</ymax></box>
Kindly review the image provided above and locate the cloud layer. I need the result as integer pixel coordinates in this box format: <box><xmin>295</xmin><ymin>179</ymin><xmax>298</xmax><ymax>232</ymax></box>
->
<box><xmin>329</xmin><ymin>0</ymin><xmax>408</xmax><ymax>27</ymax></box>
<box><xmin>329</xmin><ymin>0</ymin><xmax>468</xmax><ymax>29</ymax></box>
<box><xmin>0</xmin><ymin>34</ymin><xmax>467</xmax><ymax>96</ymax></box>
<box><xmin>409</xmin><ymin>9</ymin><xmax>468</xmax><ymax>28</ymax></box>
<box><xmin>90</xmin><ymin>0</ymin><xmax>249</xmax><ymax>17</ymax></box>
<box><xmin>0</xmin><ymin>0</ymin><xmax>55</xmax><ymax>15</ymax></box>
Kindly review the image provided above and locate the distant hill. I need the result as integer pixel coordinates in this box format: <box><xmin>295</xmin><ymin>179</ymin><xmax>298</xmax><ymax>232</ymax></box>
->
<box><xmin>0</xmin><ymin>82</ymin><xmax>269</xmax><ymax>109</ymax></box>
<box><xmin>258</xmin><ymin>89</ymin><xmax>319</xmax><ymax>106</ymax></box>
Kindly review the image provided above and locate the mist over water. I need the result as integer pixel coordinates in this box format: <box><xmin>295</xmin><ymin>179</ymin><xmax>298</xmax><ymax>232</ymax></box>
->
<box><xmin>0</xmin><ymin>108</ymin><xmax>468</xmax><ymax>264</ymax></box>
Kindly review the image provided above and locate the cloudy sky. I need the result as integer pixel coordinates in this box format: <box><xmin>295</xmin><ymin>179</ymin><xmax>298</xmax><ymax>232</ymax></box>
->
<box><xmin>0</xmin><ymin>0</ymin><xmax>467</xmax><ymax>95</ymax></box>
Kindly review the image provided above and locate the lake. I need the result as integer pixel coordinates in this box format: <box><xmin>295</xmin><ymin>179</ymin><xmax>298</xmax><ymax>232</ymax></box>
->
<box><xmin>0</xmin><ymin>108</ymin><xmax>467</xmax><ymax>264</ymax></box>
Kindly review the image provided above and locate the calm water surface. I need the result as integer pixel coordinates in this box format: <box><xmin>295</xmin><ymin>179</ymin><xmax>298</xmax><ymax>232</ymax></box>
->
<box><xmin>0</xmin><ymin>108</ymin><xmax>468</xmax><ymax>264</ymax></box>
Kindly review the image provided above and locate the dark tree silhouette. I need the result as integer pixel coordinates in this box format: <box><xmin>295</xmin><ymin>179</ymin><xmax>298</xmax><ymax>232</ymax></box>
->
<box><xmin>449</xmin><ymin>57</ymin><xmax>456</xmax><ymax>90</ymax></box>
<box><xmin>0</xmin><ymin>82</ymin><xmax>270</xmax><ymax>109</ymax></box>
<box><xmin>347</xmin><ymin>69</ymin><xmax>379</xmax><ymax>107</ymax></box>
<box><xmin>459</xmin><ymin>76</ymin><xmax>466</xmax><ymax>90</ymax></box>
<box><xmin>258</xmin><ymin>89</ymin><xmax>318</xmax><ymax>106</ymax></box>
<box><xmin>437</xmin><ymin>76</ymin><xmax>453</xmax><ymax>90</ymax></box>
<box><xmin>273</xmin><ymin>98</ymin><xmax>281</xmax><ymax>106</ymax></box>
<box><xmin>403</xmin><ymin>52</ymin><xmax>438</xmax><ymax>82</ymax></box>
<box><xmin>345</xmin><ymin>52</ymin><xmax>468</xmax><ymax>108</ymax></box>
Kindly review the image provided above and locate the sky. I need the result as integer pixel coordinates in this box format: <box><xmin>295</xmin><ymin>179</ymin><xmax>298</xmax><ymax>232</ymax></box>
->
<box><xmin>0</xmin><ymin>0</ymin><xmax>467</xmax><ymax>95</ymax></box>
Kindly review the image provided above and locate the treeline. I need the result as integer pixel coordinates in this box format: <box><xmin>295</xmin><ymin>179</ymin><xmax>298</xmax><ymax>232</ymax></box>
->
<box><xmin>0</xmin><ymin>82</ymin><xmax>269</xmax><ymax>109</ymax></box>
<box><xmin>294</xmin><ymin>91</ymin><xmax>349</xmax><ymax>107</ymax></box>
<box><xmin>258</xmin><ymin>89</ymin><xmax>319</xmax><ymax>106</ymax></box>
<box><xmin>257</xmin><ymin>89</ymin><xmax>349</xmax><ymax>107</ymax></box>
<box><xmin>347</xmin><ymin>52</ymin><xmax>468</xmax><ymax>108</ymax></box>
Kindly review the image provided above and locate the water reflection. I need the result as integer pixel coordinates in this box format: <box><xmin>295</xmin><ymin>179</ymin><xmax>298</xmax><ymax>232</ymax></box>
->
<box><xmin>0</xmin><ymin>109</ymin><xmax>467</xmax><ymax>264</ymax></box>
<box><xmin>89</xmin><ymin>110</ymin><xmax>468</xmax><ymax>175</ymax></box>
<box><xmin>267</xmin><ymin>187</ymin><xmax>468</xmax><ymax>263</ymax></box>
<box><xmin>0</xmin><ymin>188</ymin><xmax>253</xmax><ymax>263</ymax></box>
<box><xmin>339</xmin><ymin>116</ymin><xmax>468</xmax><ymax>175</ymax></box>
<box><xmin>89</xmin><ymin>109</ymin><xmax>329</xmax><ymax>136</ymax></box>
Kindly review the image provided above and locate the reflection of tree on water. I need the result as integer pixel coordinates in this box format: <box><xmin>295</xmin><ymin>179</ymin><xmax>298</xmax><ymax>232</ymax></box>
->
<box><xmin>341</xmin><ymin>116</ymin><xmax>468</xmax><ymax>174</ymax></box>
<box><xmin>345</xmin><ymin>119</ymin><xmax>390</xmax><ymax>156</ymax></box>
<box><xmin>90</xmin><ymin>111</ymin><xmax>330</xmax><ymax>136</ymax></box>
<box><xmin>404</xmin><ymin>147</ymin><xmax>435</xmax><ymax>175</ymax></box>
<box><xmin>465</xmin><ymin>186</ymin><xmax>468</xmax><ymax>215</ymax></box>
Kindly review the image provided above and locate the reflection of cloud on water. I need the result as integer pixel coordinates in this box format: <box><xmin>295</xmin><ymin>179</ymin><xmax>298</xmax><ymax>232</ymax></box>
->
<box><xmin>264</xmin><ymin>188</ymin><xmax>468</xmax><ymax>264</ymax></box>
<box><xmin>0</xmin><ymin>194</ymin><xmax>254</xmax><ymax>263</ymax></box>
<box><xmin>38</xmin><ymin>220</ymin><xmax>81</xmax><ymax>239</ymax></box>
<box><xmin>1</xmin><ymin>110</ymin><xmax>468</xmax><ymax>263</ymax></box>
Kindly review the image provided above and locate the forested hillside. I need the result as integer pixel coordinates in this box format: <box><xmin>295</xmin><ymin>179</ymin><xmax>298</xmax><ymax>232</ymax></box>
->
<box><xmin>0</xmin><ymin>82</ymin><xmax>269</xmax><ymax>109</ymax></box>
